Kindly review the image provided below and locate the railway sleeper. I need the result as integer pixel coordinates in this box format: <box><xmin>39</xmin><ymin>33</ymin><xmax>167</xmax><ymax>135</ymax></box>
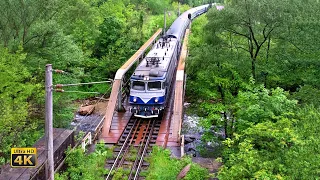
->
<box><xmin>119</xmin><ymin>136</ymin><xmax>134</xmax><ymax>141</ymax></box>
<box><xmin>151</xmin><ymin>135</ymin><xmax>158</xmax><ymax>138</ymax></box>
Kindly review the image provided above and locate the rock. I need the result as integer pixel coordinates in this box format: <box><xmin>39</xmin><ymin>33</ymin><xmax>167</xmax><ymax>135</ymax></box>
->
<box><xmin>184</xmin><ymin>137</ymin><xmax>194</xmax><ymax>144</ymax></box>
<box><xmin>192</xmin><ymin>157</ymin><xmax>222</xmax><ymax>173</ymax></box>
<box><xmin>184</xmin><ymin>134</ymin><xmax>197</xmax><ymax>140</ymax></box>
<box><xmin>177</xmin><ymin>164</ymin><xmax>191</xmax><ymax>180</ymax></box>
<box><xmin>78</xmin><ymin>105</ymin><xmax>95</xmax><ymax>115</ymax></box>
<box><xmin>184</xmin><ymin>102</ymin><xmax>191</xmax><ymax>107</ymax></box>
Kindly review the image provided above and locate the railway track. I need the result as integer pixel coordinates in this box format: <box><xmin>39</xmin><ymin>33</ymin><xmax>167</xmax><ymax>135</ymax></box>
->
<box><xmin>106</xmin><ymin>117</ymin><xmax>161</xmax><ymax>180</ymax></box>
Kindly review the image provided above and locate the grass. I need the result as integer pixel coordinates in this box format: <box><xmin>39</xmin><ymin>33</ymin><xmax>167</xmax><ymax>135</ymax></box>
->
<box><xmin>112</xmin><ymin>168</ymin><xmax>131</xmax><ymax>180</ymax></box>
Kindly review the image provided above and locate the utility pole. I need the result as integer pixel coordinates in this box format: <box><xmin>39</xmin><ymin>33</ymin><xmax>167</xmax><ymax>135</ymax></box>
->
<box><xmin>178</xmin><ymin>2</ymin><xmax>181</xmax><ymax>16</ymax></box>
<box><xmin>45</xmin><ymin>64</ymin><xmax>54</xmax><ymax>180</ymax></box>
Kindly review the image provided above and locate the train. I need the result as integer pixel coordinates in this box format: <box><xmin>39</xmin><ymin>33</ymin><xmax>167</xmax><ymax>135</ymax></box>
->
<box><xmin>129</xmin><ymin>4</ymin><xmax>212</xmax><ymax>118</ymax></box>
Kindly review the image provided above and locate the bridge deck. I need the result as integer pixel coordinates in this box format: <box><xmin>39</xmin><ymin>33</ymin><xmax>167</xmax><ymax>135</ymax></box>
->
<box><xmin>156</xmin><ymin>84</ymin><xmax>179</xmax><ymax>147</ymax></box>
<box><xmin>100</xmin><ymin>101</ymin><xmax>132</xmax><ymax>144</ymax></box>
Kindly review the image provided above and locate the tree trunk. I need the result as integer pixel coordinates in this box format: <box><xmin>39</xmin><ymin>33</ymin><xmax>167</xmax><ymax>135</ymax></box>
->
<box><xmin>251</xmin><ymin>58</ymin><xmax>256</xmax><ymax>79</ymax></box>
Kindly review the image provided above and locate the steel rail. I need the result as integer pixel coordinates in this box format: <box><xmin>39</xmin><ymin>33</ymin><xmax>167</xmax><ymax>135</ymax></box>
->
<box><xmin>106</xmin><ymin>119</ymin><xmax>138</xmax><ymax>180</ymax></box>
<box><xmin>127</xmin><ymin>119</ymin><xmax>155</xmax><ymax>180</ymax></box>
<box><xmin>117</xmin><ymin>119</ymin><xmax>141</xmax><ymax>168</ymax></box>
<box><xmin>133</xmin><ymin>120</ymin><xmax>156</xmax><ymax>180</ymax></box>
<box><xmin>128</xmin><ymin>119</ymin><xmax>152</xmax><ymax>179</ymax></box>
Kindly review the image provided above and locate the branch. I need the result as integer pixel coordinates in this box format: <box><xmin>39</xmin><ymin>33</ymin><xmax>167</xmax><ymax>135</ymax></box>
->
<box><xmin>287</xmin><ymin>40</ymin><xmax>304</xmax><ymax>52</ymax></box>
<box><xmin>224</xmin><ymin>42</ymin><xmax>250</xmax><ymax>53</ymax></box>
<box><xmin>226</xmin><ymin>28</ymin><xmax>250</xmax><ymax>39</ymax></box>
<box><xmin>248</xmin><ymin>25</ymin><xmax>259</xmax><ymax>48</ymax></box>
<box><xmin>235</xmin><ymin>45</ymin><xmax>251</xmax><ymax>53</ymax></box>
<box><xmin>262</xmin><ymin>23</ymin><xmax>269</xmax><ymax>38</ymax></box>
<box><xmin>23</xmin><ymin>34</ymin><xmax>42</xmax><ymax>46</ymax></box>
<box><xmin>265</xmin><ymin>27</ymin><xmax>275</xmax><ymax>39</ymax></box>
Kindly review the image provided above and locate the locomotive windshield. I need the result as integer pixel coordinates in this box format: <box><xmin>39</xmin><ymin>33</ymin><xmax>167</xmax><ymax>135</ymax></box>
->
<box><xmin>148</xmin><ymin>81</ymin><xmax>161</xmax><ymax>91</ymax></box>
<box><xmin>132</xmin><ymin>81</ymin><xmax>145</xmax><ymax>91</ymax></box>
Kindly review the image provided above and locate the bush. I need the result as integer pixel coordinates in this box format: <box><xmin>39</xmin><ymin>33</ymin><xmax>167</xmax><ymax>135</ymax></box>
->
<box><xmin>145</xmin><ymin>146</ymin><xmax>209</xmax><ymax>179</ymax></box>
<box><xmin>55</xmin><ymin>143</ymin><xmax>113</xmax><ymax>180</ymax></box>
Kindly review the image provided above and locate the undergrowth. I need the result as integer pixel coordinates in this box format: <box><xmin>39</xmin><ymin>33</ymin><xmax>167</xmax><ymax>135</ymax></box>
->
<box><xmin>55</xmin><ymin>142</ymin><xmax>113</xmax><ymax>180</ymax></box>
<box><xmin>145</xmin><ymin>146</ymin><xmax>210</xmax><ymax>180</ymax></box>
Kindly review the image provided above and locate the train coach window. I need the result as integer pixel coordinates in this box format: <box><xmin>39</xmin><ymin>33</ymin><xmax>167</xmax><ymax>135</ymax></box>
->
<box><xmin>132</xmin><ymin>81</ymin><xmax>145</xmax><ymax>91</ymax></box>
<box><xmin>148</xmin><ymin>81</ymin><xmax>161</xmax><ymax>91</ymax></box>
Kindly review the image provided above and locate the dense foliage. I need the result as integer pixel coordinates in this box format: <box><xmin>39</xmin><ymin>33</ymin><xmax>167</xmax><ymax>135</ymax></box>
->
<box><xmin>55</xmin><ymin>143</ymin><xmax>113</xmax><ymax>180</ymax></box>
<box><xmin>187</xmin><ymin>0</ymin><xmax>320</xmax><ymax>179</ymax></box>
<box><xmin>0</xmin><ymin>0</ymin><xmax>213</xmax><ymax>165</ymax></box>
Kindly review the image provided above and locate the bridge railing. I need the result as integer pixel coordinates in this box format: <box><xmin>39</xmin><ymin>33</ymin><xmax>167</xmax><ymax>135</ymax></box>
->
<box><xmin>172</xmin><ymin>29</ymin><xmax>190</xmax><ymax>142</ymax></box>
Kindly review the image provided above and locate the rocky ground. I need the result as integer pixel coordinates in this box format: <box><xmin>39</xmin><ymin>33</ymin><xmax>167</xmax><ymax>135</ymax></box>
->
<box><xmin>71</xmin><ymin>98</ymin><xmax>108</xmax><ymax>134</ymax></box>
<box><xmin>181</xmin><ymin>104</ymin><xmax>222</xmax><ymax>178</ymax></box>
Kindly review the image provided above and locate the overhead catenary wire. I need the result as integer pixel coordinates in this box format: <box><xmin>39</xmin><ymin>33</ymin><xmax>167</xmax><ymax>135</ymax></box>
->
<box><xmin>86</xmin><ymin>78</ymin><xmax>131</xmax><ymax>140</ymax></box>
<box><xmin>53</xmin><ymin>86</ymin><xmax>112</xmax><ymax>174</ymax></box>
<box><xmin>55</xmin><ymin>90</ymin><xmax>101</xmax><ymax>94</ymax></box>
<box><xmin>68</xmin><ymin>81</ymin><xmax>114</xmax><ymax>137</ymax></box>
<box><xmin>51</xmin><ymin>68</ymin><xmax>115</xmax><ymax>173</ymax></box>
<box><xmin>53</xmin><ymin>68</ymin><xmax>114</xmax><ymax>82</ymax></box>
<box><xmin>52</xmin><ymin>70</ymin><xmax>114</xmax><ymax>133</ymax></box>
<box><xmin>55</xmin><ymin>81</ymin><xmax>113</xmax><ymax>88</ymax></box>
<box><xmin>53</xmin><ymin>78</ymin><xmax>113</xmax><ymax>95</ymax></box>
<box><xmin>48</xmin><ymin>68</ymin><xmax>110</xmax><ymax>177</ymax></box>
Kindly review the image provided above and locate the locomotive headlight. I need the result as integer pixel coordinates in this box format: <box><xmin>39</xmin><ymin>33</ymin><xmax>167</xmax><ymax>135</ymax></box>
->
<box><xmin>155</xmin><ymin>98</ymin><xmax>159</xmax><ymax>103</ymax></box>
<box><xmin>133</xmin><ymin>97</ymin><xmax>137</xmax><ymax>102</ymax></box>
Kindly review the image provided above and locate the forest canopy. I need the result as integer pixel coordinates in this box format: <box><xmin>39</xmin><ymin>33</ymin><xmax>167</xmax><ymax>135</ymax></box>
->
<box><xmin>187</xmin><ymin>0</ymin><xmax>320</xmax><ymax>179</ymax></box>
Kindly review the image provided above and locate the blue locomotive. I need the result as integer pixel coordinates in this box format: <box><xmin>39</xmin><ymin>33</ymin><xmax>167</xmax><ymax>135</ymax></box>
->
<box><xmin>129</xmin><ymin>4</ymin><xmax>211</xmax><ymax>118</ymax></box>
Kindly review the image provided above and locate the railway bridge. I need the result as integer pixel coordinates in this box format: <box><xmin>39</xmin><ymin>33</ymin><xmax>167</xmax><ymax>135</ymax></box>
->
<box><xmin>99</xmin><ymin>26</ymin><xmax>191</xmax><ymax>155</ymax></box>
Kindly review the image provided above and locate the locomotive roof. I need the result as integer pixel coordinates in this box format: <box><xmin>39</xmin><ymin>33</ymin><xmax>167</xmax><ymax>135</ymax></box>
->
<box><xmin>131</xmin><ymin>37</ymin><xmax>177</xmax><ymax>80</ymax></box>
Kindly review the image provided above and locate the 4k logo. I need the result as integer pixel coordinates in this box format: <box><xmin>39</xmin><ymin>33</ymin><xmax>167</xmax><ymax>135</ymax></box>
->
<box><xmin>11</xmin><ymin>148</ymin><xmax>37</xmax><ymax>167</ymax></box>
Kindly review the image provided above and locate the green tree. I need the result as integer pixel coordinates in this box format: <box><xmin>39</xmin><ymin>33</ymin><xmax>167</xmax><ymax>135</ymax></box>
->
<box><xmin>284</xmin><ymin>106</ymin><xmax>320</xmax><ymax>179</ymax></box>
<box><xmin>218</xmin><ymin>105</ymin><xmax>320</xmax><ymax>179</ymax></box>
<box><xmin>234</xmin><ymin>86</ymin><xmax>297</xmax><ymax>132</ymax></box>
<box><xmin>205</xmin><ymin>0</ymin><xmax>289</xmax><ymax>80</ymax></box>
<box><xmin>56</xmin><ymin>0</ymin><xmax>103</xmax><ymax>55</ymax></box>
<box><xmin>187</xmin><ymin>15</ymin><xmax>246</xmax><ymax>139</ymax></box>
<box><xmin>185</xmin><ymin>1</ymin><xmax>320</xmax><ymax>179</ymax></box>
<box><xmin>218</xmin><ymin>117</ymin><xmax>297</xmax><ymax>179</ymax></box>
<box><xmin>0</xmin><ymin>48</ymin><xmax>36</xmax><ymax>163</ymax></box>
